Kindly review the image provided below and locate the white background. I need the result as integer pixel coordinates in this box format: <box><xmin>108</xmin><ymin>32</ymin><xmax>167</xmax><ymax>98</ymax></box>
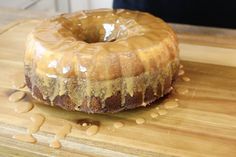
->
<box><xmin>0</xmin><ymin>0</ymin><xmax>113</xmax><ymax>13</ymax></box>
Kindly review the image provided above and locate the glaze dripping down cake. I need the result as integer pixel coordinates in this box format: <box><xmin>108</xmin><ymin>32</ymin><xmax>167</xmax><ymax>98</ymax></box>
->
<box><xmin>24</xmin><ymin>9</ymin><xmax>180</xmax><ymax>113</ymax></box>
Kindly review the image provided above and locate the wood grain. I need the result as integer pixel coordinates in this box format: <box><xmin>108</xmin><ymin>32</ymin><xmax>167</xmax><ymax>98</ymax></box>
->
<box><xmin>0</xmin><ymin>20</ymin><xmax>236</xmax><ymax>157</ymax></box>
<box><xmin>171</xmin><ymin>23</ymin><xmax>236</xmax><ymax>49</ymax></box>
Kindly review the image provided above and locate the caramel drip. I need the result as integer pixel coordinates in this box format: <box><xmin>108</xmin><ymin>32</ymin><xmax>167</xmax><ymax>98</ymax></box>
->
<box><xmin>85</xmin><ymin>80</ymin><xmax>91</xmax><ymax>108</ymax></box>
<box><xmin>102</xmin><ymin>51</ymin><xmax>114</xmax><ymax>108</ymax></box>
<box><xmin>55</xmin><ymin>123</ymin><xmax>72</xmax><ymax>139</ymax></box>
<box><xmin>170</xmin><ymin>61</ymin><xmax>174</xmax><ymax>83</ymax></box>
<box><xmin>126</xmin><ymin>77</ymin><xmax>134</xmax><ymax>97</ymax></box>
<box><xmin>49</xmin><ymin>123</ymin><xmax>72</xmax><ymax>149</ymax></box>
<box><xmin>28</xmin><ymin>61</ymin><xmax>177</xmax><ymax>110</ymax></box>
<box><xmin>14</xmin><ymin>101</ymin><xmax>34</xmax><ymax>113</ymax></box>
<box><xmin>27</xmin><ymin>113</ymin><xmax>45</xmax><ymax>134</ymax></box>
<box><xmin>153</xmin><ymin>75</ymin><xmax>160</xmax><ymax>96</ymax></box>
<box><xmin>50</xmin><ymin>77</ymin><xmax>62</xmax><ymax>105</ymax></box>
<box><xmin>71</xmin><ymin>79</ymin><xmax>84</xmax><ymax>110</ymax></box>
<box><xmin>134</xmin><ymin>35</ymin><xmax>158</xmax><ymax>101</ymax></box>
<box><xmin>160</xmin><ymin>77</ymin><xmax>165</xmax><ymax>97</ymax></box>
<box><xmin>59</xmin><ymin>79</ymin><xmax>68</xmax><ymax>96</ymax></box>
<box><xmin>103</xmin><ymin>80</ymin><xmax>113</xmax><ymax>108</ymax></box>
<box><xmin>50</xmin><ymin>139</ymin><xmax>61</xmax><ymax>149</ymax></box>
<box><xmin>121</xmin><ymin>79</ymin><xmax>126</xmax><ymax>106</ymax></box>
<box><xmin>13</xmin><ymin>134</ymin><xmax>36</xmax><ymax>143</ymax></box>
<box><xmin>139</xmin><ymin>78</ymin><xmax>146</xmax><ymax>106</ymax></box>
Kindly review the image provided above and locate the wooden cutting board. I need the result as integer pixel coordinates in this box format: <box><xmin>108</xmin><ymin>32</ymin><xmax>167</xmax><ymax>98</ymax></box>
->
<box><xmin>0</xmin><ymin>20</ymin><xmax>236</xmax><ymax>157</ymax></box>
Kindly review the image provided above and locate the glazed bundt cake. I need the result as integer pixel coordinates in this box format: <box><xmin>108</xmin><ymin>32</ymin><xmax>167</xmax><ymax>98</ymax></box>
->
<box><xmin>24</xmin><ymin>9</ymin><xmax>179</xmax><ymax>113</ymax></box>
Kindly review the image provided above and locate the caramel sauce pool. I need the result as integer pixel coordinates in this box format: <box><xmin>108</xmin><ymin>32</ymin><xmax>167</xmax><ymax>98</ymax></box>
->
<box><xmin>55</xmin><ymin>123</ymin><xmax>72</xmax><ymax>139</ymax></box>
<box><xmin>86</xmin><ymin>125</ymin><xmax>99</xmax><ymax>136</ymax></box>
<box><xmin>8</xmin><ymin>91</ymin><xmax>26</xmax><ymax>102</ymax></box>
<box><xmin>50</xmin><ymin>139</ymin><xmax>61</xmax><ymax>149</ymax></box>
<box><xmin>14</xmin><ymin>101</ymin><xmax>33</xmax><ymax>113</ymax></box>
<box><xmin>13</xmin><ymin>134</ymin><xmax>36</xmax><ymax>143</ymax></box>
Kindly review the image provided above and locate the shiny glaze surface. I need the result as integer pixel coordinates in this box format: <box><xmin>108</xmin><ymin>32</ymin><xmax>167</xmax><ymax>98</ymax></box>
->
<box><xmin>25</xmin><ymin>9</ymin><xmax>178</xmax><ymax>79</ymax></box>
<box><xmin>25</xmin><ymin>9</ymin><xmax>179</xmax><ymax>111</ymax></box>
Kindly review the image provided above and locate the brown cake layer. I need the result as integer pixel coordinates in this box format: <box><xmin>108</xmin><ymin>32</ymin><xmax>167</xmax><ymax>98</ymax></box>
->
<box><xmin>25</xmin><ymin>62</ymin><xmax>179</xmax><ymax>113</ymax></box>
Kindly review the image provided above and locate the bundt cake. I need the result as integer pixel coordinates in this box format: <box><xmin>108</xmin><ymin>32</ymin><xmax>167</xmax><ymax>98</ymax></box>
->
<box><xmin>24</xmin><ymin>9</ymin><xmax>179</xmax><ymax>113</ymax></box>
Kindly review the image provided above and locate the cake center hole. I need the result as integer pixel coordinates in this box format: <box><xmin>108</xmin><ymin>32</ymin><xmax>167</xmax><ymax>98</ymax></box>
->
<box><xmin>58</xmin><ymin>16</ymin><xmax>140</xmax><ymax>44</ymax></box>
<box><xmin>76</xmin><ymin>23</ymin><xmax>123</xmax><ymax>43</ymax></box>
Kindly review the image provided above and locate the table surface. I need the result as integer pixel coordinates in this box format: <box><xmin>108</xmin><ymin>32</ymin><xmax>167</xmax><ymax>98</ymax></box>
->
<box><xmin>0</xmin><ymin>7</ymin><xmax>236</xmax><ymax>157</ymax></box>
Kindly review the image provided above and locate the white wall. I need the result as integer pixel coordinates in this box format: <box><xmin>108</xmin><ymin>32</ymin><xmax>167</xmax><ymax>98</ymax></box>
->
<box><xmin>70</xmin><ymin>0</ymin><xmax>113</xmax><ymax>12</ymax></box>
<box><xmin>89</xmin><ymin>0</ymin><xmax>113</xmax><ymax>9</ymax></box>
<box><xmin>0</xmin><ymin>0</ymin><xmax>56</xmax><ymax>13</ymax></box>
<box><xmin>0</xmin><ymin>0</ymin><xmax>113</xmax><ymax>13</ymax></box>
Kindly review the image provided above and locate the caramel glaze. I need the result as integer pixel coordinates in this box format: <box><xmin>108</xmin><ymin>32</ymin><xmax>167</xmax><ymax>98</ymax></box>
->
<box><xmin>55</xmin><ymin>123</ymin><xmax>71</xmax><ymax>139</ymax></box>
<box><xmin>50</xmin><ymin>139</ymin><xmax>61</xmax><ymax>149</ymax></box>
<box><xmin>24</xmin><ymin>9</ymin><xmax>179</xmax><ymax>113</ymax></box>
<box><xmin>13</xmin><ymin>134</ymin><xmax>36</xmax><ymax>143</ymax></box>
